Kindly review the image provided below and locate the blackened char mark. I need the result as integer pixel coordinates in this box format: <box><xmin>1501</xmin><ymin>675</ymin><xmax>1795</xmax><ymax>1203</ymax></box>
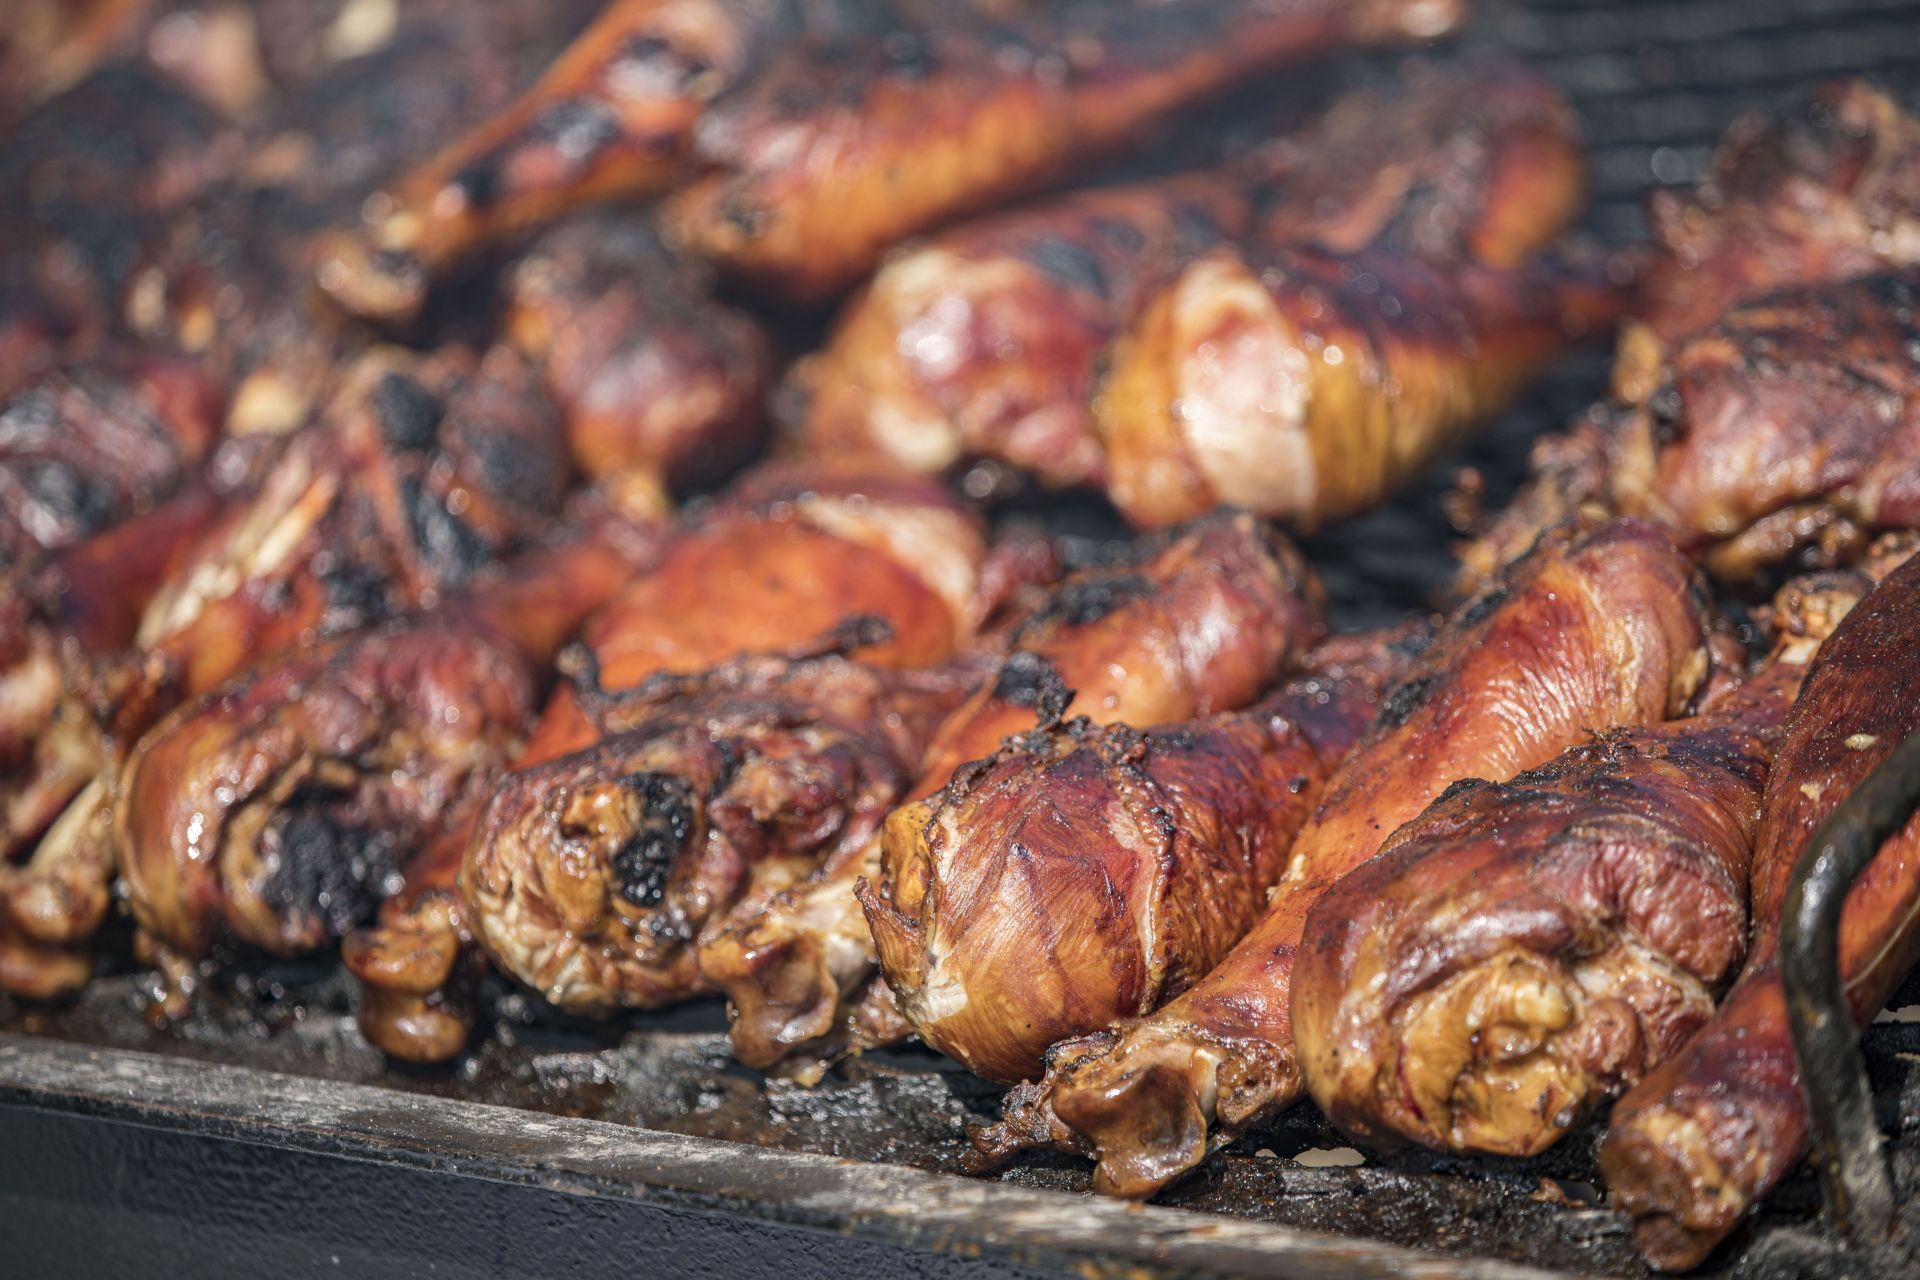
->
<box><xmin>993</xmin><ymin>650</ymin><xmax>1074</xmax><ymax>727</ymax></box>
<box><xmin>1029</xmin><ymin>574</ymin><xmax>1155</xmax><ymax>629</ymax></box>
<box><xmin>371</xmin><ymin>373</ymin><xmax>444</xmax><ymax>454</ymax></box>
<box><xmin>401</xmin><ymin>474</ymin><xmax>491</xmax><ymax>587</ymax></box>
<box><xmin>1376</xmin><ymin>671</ymin><xmax>1440</xmax><ymax>731</ymax></box>
<box><xmin>261</xmin><ymin>793</ymin><xmax>405</xmax><ymax>940</ymax></box>
<box><xmin>1454</xmin><ymin>585</ymin><xmax>1510</xmax><ymax>631</ymax></box>
<box><xmin>15</xmin><ymin>459</ymin><xmax>117</xmax><ymax>541</ymax></box>
<box><xmin>611</xmin><ymin>771</ymin><xmax>696</xmax><ymax>908</ymax></box>
<box><xmin>1019</xmin><ymin>235</ymin><xmax>1110</xmax><ymax>296</ymax></box>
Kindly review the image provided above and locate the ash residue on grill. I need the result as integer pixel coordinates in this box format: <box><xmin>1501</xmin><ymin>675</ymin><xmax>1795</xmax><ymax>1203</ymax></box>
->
<box><xmin>10</xmin><ymin>966</ymin><xmax>1920</xmax><ymax>1278</ymax></box>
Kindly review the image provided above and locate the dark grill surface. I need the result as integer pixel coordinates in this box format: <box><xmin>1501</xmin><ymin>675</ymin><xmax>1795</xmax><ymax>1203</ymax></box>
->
<box><xmin>7</xmin><ymin>2</ymin><xmax>1920</xmax><ymax>1278</ymax></box>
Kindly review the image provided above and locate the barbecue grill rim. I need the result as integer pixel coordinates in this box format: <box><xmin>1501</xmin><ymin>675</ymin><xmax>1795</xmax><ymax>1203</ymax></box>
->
<box><xmin>0</xmin><ymin>1032</ymin><xmax>1573</xmax><ymax>1280</ymax></box>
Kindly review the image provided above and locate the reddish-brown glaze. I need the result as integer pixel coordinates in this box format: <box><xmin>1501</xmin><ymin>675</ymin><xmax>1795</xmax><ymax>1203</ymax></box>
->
<box><xmin>865</xmin><ymin>625</ymin><xmax>1425</xmax><ymax>1084</ymax></box>
<box><xmin>698</xmin><ymin>510</ymin><xmax>1325</xmax><ymax>1069</ymax></box>
<box><xmin>0</xmin><ymin>483</ymin><xmax>224</xmax><ymax>874</ymax></box>
<box><xmin>1097</xmin><ymin>242</ymin><xmax>1627</xmax><ymax>532</ymax></box>
<box><xmin>1294</xmin><ymin>555</ymin><xmax>1908</xmax><ymax>1158</ymax></box>
<box><xmin>113</xmin><ymin>501</ymin><xmax>665</xmax><ymax>964</ymax></box>
<box><xmin>502</xmin><ymin>213</ymin><xmax>772</xmax><ymax>488</ymax></box>
<box><xmin>1630</xmin><ymin>80</ymin><xmax>1920</xmax><ymax>360</ymax></box>
<box><xmin>1460</xmin><ymin>83</ymin><xmax>1920</xmax><ymax>595</ymax></box>
<box><xmin>344</xmin><ymin>462</ymin><xmax>1039</xmax><ymax>1062</ymax></box>
<box><xmin>136</xmin><ymin>346</ymin><xmax>573</xmax><ymax>712</ymax></box>
<box><xmin>971</xmin><ymin>518</ymin><xmax>1718</xmax><ymax>1198</ymax></box>
<box><xmin>663</xmin><ymin>0</ymin><xmax>1464</xmax><ymax>301</ymax></box>
<box><xmin>0</xmin><ymin>347</ymin><xmax>585</xmax><ymax>1000</ymax></box>
<box><xmin>1600</xmin><ymin>549</ymin><xmax>1920</xmax><ymax>1272</ymax></box>
<box><xmin>792</xmin><ymin>56</ymin><xmax>1583</xmax><ymax>495</ymax></box>
<box><xmin>795</xmin><ymin>173</ymin><xmax>1253</xmax><ymax>488</ymax></box>
<box><xmin>567</xmin><ymin>462</ymin><xmax>994</xmax><ymax>702</ymax></box>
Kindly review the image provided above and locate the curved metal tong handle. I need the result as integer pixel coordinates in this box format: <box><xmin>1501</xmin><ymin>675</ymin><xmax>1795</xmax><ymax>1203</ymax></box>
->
<box><xmin>1781</xmin><ymin>727</ymin><xmax>1920</xmax><ymax>1247</ymax></box>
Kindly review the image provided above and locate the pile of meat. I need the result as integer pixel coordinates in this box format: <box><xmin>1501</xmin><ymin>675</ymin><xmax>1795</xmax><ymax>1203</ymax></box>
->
<box><xmin>4</xmin><ymin>2</ymin><xmax>1919</xmax><ymax>1273</ymax></box>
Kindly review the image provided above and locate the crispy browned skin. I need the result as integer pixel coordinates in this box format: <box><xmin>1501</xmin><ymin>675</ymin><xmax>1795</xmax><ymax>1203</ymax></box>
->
<box><xmin>698</xmin><ymin>511</ymin><xmax>1325</xmax><ymax>1069</ymax></box>
<box><xmin>463</xmin><ymin>652</ymin><xmax>975</xmax><ymax>1021</ymax></box>
<box><xmin>1469</xmin><ymin>270</ymin><xmax>1920</xmax><ymax>593</ymax></box>
<box><xmin>791</xmin><ymin>171</ymin><xmax>1251</xmax><ymax>491</ymax></box>
<box><xmin>345</xmin><ymin>462</ymin><xmax>1044</xmax><ymax>1062</ymax></box>
<box><xmin>312</xmin><ymin>0</ymin><xmax>893</xmax><ymax>323</ymax></box>
<box><xmin>791</xmin><ymin>56</ymin><xmax>1584</xmax><ymax>493</ymax></box>
<box><xmin>863</xmin><ymin>625</ymin><xmax>1424</xmax><ymax>1084</ymax></box>
<box><xmin>567</xmin><ymin>461</ymin><xmax>995</xmax><ymax>709</ymax></box>
<box><xmin>971</xmin><ymin>518</ymin><xmax>1718</xmax><ymax>1198</ymax></box>
<box><xmin>132</xmin><ymin>346</ymin><xmax>573</xmax><ymax>711</ymax></box>
<box><xmin>1293</xmin><ymin>553</ymin><xmax>1908</xmax><ymax>1159</ymax></box>
<box><xmin>664</xmin><ymin>0</ymin><xmax>1464</xmax><ymax>301</ymax></box>
<box><xmin>1459</xmin><ymin>83</ymin><xmax>1920</xmax><ymax>595</ymax></box>
<box><xmin>502</xmin><ymin>213</ymin><xmax>771</xmax><ymax>488</ymax></box>
<box><xmin>1629</xmin><ymin>80</ymin><xmax>1920</xmax><ymax>366</ymax></box>
<box><xmin>1600</xmin><ymin>548</ymin><xmax>1920</xmax><ymax>1272</ymax></box>
<box><xmin>794</xmin><ymin>174</ymin><xmax>1252</xmax><ymax>489</ymax></box>
<box><xmin>114</xmin><ymin>498</ymin><xmax>666</xmax><ymax>965</ymax></box>
<box><xmin>1098</xmin><ymin>242</ymin><xmax>1627</xmax><ymax>532</ymax></box>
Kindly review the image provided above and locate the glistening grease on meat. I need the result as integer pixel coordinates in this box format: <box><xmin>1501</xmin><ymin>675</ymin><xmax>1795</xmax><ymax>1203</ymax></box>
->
<box><xmin>698</xmin><ymin>511</ymin><xmax>1324</xmax><ymax>1071</ymax></box>
<box><xmin>346</xmin><ymin>461</ymin><xmax>1055</xmax><ymax>1062</ymax></box>
<box><xmin>1292</xmin><ymin>543</ymin><xmax>1914</xmax><ymax>1158</ymax></box>
<box><xmin>795</xmin><ymin>57</ymin><xmax>1585</xmax><ymax>491</ymax></box>
<box><xmin>863</xmin><ymin>625</ymin><xmax>1427</xmax><ymax>1085</ymax></box>
<box><xmin>1600</xmin><ymin>548</ymin><xmax>1920</xmax><ymax>1273</ymax></box>
<box><xmin>1097</xmin><ymin>241</ymin><xmax>1627</xmax><ymax>532</ymax></box>
<box><xmin>970</xmin><ymin>518</ymin><xmax>1720</xmax><ymax>1198</ymax></box>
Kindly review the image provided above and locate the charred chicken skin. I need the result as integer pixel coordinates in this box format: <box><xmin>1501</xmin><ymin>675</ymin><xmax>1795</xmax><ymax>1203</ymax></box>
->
<box><xmin>1599</xmin><ymin>547</ymin><xmax>1920</xmax><ymax>1273</ymax></box>
<box><xmin>1473</xmin><ymin>271</ymin><xmax>1920</xmax><ymax>592</ymax></box>
<box><xmin>1626</xmin><ymin>79</ymin><xmax>1920</xmax><ymax>371</ymax></box>
<box><xmin>0</xmin><ymin>357</ymin><xmax>221</xmax><ymax>569</ymax></box>
<box><xmin>350</xmin><ymin>460</ymin><xmax>1047</xmax><ymax>1062</ymax></box>
<box><xmin>501</xmin><ymin>213</ymin><xmax>772</xmax><ymax>489</ymax></box>
<box><xmin>0</xmin><ymin>345</ymin><xmax>578</xmax><ymax>1001</ymax></box>
<box><xmin>794</xmin><ymin>57</ymin><xmax>1585</xmax><ymax>491</ymax></box>
<box><xmin>863</xmin><ymin>624</ymin><xmax>1425</xmax><ymax>1085</ymax></box>
<box><xmin>971</xmin><ymin>518</ymin><xmax>1719</xmax><ymax>1198</ymax></box>
<box><xmin>698</xmin><ymin>511</ymin><xmax>1325</xmax><ymax>1070</ymax></box>
<box><xmin>114</xmin><ymin>493</ymin><xmax>667</xmax><ymax>970</ymax></box>
<box><xmin>462</xmin><ymin>649</ymin><xmax>976</xmax><ymax>1019</ymax></box>
<box><xmin>1292</xmin><ymin>550</ymin><xmax>1910</xmax><ymax>1159</ymax></box>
